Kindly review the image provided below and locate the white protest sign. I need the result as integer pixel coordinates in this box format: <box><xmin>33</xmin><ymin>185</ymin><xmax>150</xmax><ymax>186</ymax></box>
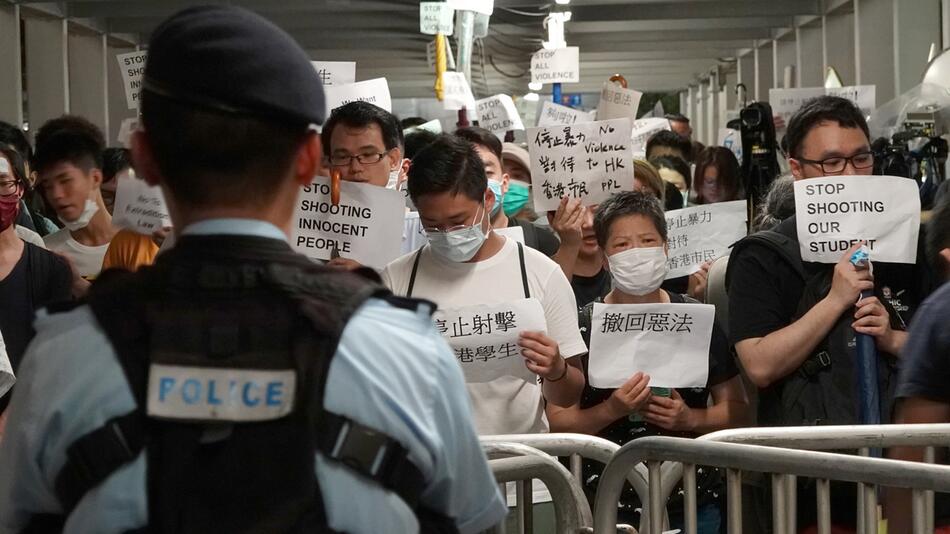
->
<box><xmin>527</xmin><ymin>118</ymin><xmax>634</xmax><ymax>211</ymax></box>
<box><xmin>718</xmin><ymin>128</ymin><xmax>743</xmax><ymax>165</ymax></box>
<box><xmin>292</xmin><ymin>177</ymin><xmax>405</xmax><ymax>269</ymax></box>
<box><xmin>112</xmin><ymin>176</ymin><xmax>171</xmax><ymax>235</ymax></box>
<box><xmin>441</xmin><ymin>71</ymin><xmax>476</xmax><ymax>111</ymax></box>
<box><xmin>664</xmin><ymin>200</ymin><xmax>747</xmax><ymax>279</ymax></box>
<box><xmin>404</xmin><ymin>119</ymin><xmax>443</xmax><ymax>135</ymax></box>
<box><xmin>475</xmin><ymin>94</ymin><xmax>525</xmax><ymax>136</ymax></box>
<box><xmin>630</xmin><ymin>117</ymin><xmax>672</xmax><ymax>158</ymax></box>
<box><xmin>537</xmin><ymin>101</ymin><xmax>594</xmax><ymax>127</ymax></box>
<box><xmin>311</xmin><ymin>61</ymin><xmax>356</xmax><ymax>87</ymax></box>
<box><xmin>794</xmin><ymin>175</ymin><xmax>920</xmax><ymax>264</ymax></box>
<box><xmin>588</xmin><ymin>302</ymin><xmax>714</xmax><ymax>389</ymax></box>
<box><xmin>324</xmin><ymin>78</ymin><xmax>392</xmax><ymax>113</ymax></box>
<box><xmin>769</xmin><ymin>85</ymin><xmax>876</xmax><ymax>127</ymax></box>
<box><xmin>494</xmin><ymin>225</ymin><xmax>525</xmax><ymax>244</ymax></box>
<box><xmin>420</xmin><ymin>2</ymin><xmax>455</xmax><ymax>35</ymax></box>
<box><xmin>117</xmin><ymin>117</ymin><xmax>140</xmax><ymax>148</ymax></box>
<box><xmin>446</xmin><ymin>0</ymin><xmax>493</xmax><ymax>15</ymax></box>
<box><xmin>0</xmin><ymin>331</ymin><xmax>13</xmax><ymax>399</ymax></box>
<box><xmin>530</xmin><ymin>47</ymin><xmax>580</xmax><ymax>85</ymax></box>
<box><xmin>433</xmin><ymin>298</ymin><xmax>544</xmax><ymax>383</ymax></box>
<box><xmin>597</xmin><ymin>82</ymin><xmax>643</xmax><ymax>122</ymax></box>
<box><xmin>116</xmin><ymin>51</ymin><xmax>148</xmax><ymax>110</ymax></box>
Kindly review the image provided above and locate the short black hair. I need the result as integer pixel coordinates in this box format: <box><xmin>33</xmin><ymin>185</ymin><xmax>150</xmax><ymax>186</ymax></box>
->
<box><xmin>407</xmin><ymin>134</ymin><xmax>486</xmax><ymax>204</ymax></box>
<box><xmin>0</xmin><ymin>121</ymin><xmax>32</xmax><ymax>164</ymax></box>
<box><xmin>664</xmin><ymin>113</ymin><xmax>689</xmax><ymax>124</ymax></box>
<box><xmin>454</xmin><ymin>126</ymin><xmax>502</xmax><ymax>161</ymax></box>
<box><xmin>646</xmin><ymin>129</ymin><xmax>691</xmax><ymax>159</ymax></box>
<box><xmin>927</xmin><ymin>193</ymin><xmax>950</xmax><ymax>278</ymax></box>
<box><xmin>33</xmin><ymin>115</ymin><xmax>105</xmax><ymax>174</ymax></box>
<box><xmin>651</xmin><ymin>155</ymin><xmax>692</xmax><ymax>190</ymax></box>
<box><xmin>400</xmin><ymin>117</ymin><xmax>429</xmax><ymax>129</ymax></box>
<box><xmin>321</xmin><ymin>101</ymin><xmax>403</xmax><ymax>155</ymax></box>
<box><xmin>404</xmin><ymin>130</ymin><xmax>439</xmax><ymax>160</ymax></box>
<box><xmin>102</xmin><ymin>148</ymin><xmax>132</xmax><ymax>183</ymax></box>
<box><xmin>0</xmin><ymin>144</ymin><xmax>28</xmax><ymax>186</ymax></box>
<box><xmin>786</xmin><ymin>95</ymin><xmax>870</xmax><ymax>158</ymax></box>
<box><xmin>141</xmin><ymin>91</ymin><xmax>309</xmax><ymax>209</ymax></box>
<box><xmin>593</xmin><ymin>190</ymin><xmax>668</xmax><ymax>249</ymax></box>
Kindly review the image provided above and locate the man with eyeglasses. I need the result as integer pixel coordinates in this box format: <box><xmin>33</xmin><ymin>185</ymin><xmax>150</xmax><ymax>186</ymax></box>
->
<box><xmin>0</xmin><ymin>144</ymin><xmax>72</xmax><ymax>417</ymax></box>
<box><xmin>727</xmin><ymin>95</ymin><xmax>936</xmax><ymax>531</ymax></box>
<box><xmin>319</xmin><ymin>101</ymin><xmax>412</xmax><ymax>270</ymax></box>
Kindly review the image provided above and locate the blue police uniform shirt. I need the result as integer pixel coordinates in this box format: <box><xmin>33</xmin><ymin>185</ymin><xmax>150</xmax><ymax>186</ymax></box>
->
<box><xmin>0</xmin><ymin>218</ymin><xmax>507</xmax><ymax>534</ymax></box>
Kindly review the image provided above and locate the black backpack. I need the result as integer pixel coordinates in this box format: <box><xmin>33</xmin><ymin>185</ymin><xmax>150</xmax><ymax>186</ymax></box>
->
<box><xmin>725</xmin><ymin>227</ymin><xmax>897</xmax><ymax>427</ymax></box>
<box><xmin>25</xmin><ymin>235</ymin><xmax>456</xmax><ymax>534</ymax></box>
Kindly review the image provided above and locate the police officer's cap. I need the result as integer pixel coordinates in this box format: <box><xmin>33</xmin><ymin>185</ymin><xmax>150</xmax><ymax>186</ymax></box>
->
<box><xmin>144</xmin><ymin>6</ymin><xmax>325</xmax><ymax>127</ymax></box>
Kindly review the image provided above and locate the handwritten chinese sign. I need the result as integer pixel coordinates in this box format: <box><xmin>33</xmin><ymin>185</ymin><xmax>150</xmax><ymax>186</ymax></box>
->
<box><xmin>663</xmin><ymin>200</ymin><xmax>747</xmax><ymax>279</ymax></box>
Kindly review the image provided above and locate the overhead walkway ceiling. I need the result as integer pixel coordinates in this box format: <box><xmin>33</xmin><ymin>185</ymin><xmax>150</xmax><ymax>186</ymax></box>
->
<box><xmin>13</xmin><ymin>0</ymin><xmax>825</xmax><ymax>98</ymax></box>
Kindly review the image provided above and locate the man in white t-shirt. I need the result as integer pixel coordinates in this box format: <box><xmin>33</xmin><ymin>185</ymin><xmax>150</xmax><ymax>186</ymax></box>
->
<box><xmin>35</xmin><ymin>116</ymin><xmax>117</xmax><ymax>279</ymax></box>
<box><xmin>382</xmin><ymin>134</ymin><xmax>587</xmax><ymax>435</ymax></box>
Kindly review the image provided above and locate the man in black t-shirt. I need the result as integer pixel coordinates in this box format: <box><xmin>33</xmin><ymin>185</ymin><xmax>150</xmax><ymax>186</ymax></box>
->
<box><xmin>728</xmin><ymin>96</ymin><xmax>934</xmax><ymax>529</ymax></box>
<box><xmin>454</xmin><ymin>127</ymin><xmax>560</xmax><ymax>256</ymax></box>
<box><xmin>0</xmin><ymin>146</ymin><xmax>72</xmax><ymax>412</ymax></box>
<box><xmin>886</xmin><ymin>195</ymin><xmax>950</xmax><ymax>532</ymax></box>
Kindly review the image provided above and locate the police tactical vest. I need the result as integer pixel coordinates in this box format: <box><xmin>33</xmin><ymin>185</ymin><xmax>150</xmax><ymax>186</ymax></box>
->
<box><xmin>725</xmin><ymin>219</ymin><xmax>897</xmax><ymax>427</ymax></box>
<box><xmin>26</xmin><ymin>235</ymin><xmax>455</xmax><ymax>534</ymax></box>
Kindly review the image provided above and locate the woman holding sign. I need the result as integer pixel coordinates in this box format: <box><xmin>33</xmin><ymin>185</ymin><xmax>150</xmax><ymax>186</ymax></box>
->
<box><xmin>547</xmin><ymin>191</ymin><xmax>750</xmax><ymax>533</ymax></box>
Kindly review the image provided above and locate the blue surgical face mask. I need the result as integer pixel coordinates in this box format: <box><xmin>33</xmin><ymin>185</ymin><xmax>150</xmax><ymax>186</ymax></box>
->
<box><xmin>426</xmin><ymin>205</ymin><xmax>488</xmax><ymax>263</ymax></box>
<box><xmin>487</xmin><ymin>179</ymin><xmax>504</xmax><ymax>218</ymax></box>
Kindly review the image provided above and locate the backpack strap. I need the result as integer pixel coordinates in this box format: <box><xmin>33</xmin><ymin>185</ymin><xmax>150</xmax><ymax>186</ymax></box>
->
<box><xmin>406</xmin><ymin>246</ymin><xmax>424</xmax><ymax>298</ymax></box>
<box><xmin>725</xmin><ymin>229</ymin><xmax>806</xmax><ymax>292</ymax></box>
<box><xmin>517</xmin><ymin>242</ymin><xmax>530</xmax><ymax>299</ymax></box>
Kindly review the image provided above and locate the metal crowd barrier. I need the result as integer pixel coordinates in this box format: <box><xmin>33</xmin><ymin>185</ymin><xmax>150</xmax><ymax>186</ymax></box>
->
<box><xmin>481</xmin><ymin>433</ymin><xmax>662</xmax><ymax>533</ymax></box>
<box><xmin>593</xmin><ymin>435</ymin><xmax>950</xmax><ymax>534</ymax></box>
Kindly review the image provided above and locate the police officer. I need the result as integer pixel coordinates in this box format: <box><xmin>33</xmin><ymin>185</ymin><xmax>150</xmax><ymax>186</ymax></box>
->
<box><xmin>0</xmin><ymin>7</ymin><xmax>505</xmax><ymax>533</ymax></box>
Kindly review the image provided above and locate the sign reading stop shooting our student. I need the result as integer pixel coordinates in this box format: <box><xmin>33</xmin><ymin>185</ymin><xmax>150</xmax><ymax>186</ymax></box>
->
<box><xmin>527</xmin><ymin>118</ymin><xmax>634</xmax><ymax>211</ymax></box>
<box><xmin>433</xmin><ymin>298</ymin><xmax>546</xmax><ymax>383</ymax></box>
<box><xmin>530</xmin><ymin>47</ymin><xmax>580</xmax><ymax>85</ymax></box>
<box><xmin>794</xmin><ymin>176</ymin><xmax>920</xmax><ymax>264</ymax></box>
<box><xmin>292</xmin><ymin>177</ymin><xmax>404</xmax><ymax>269</ymax></box>
<box><xmin>588</xmin><ymin>302</ymin><xmax>714</xmax><ymax>389</ymax></box>
<box><xmin>116</xmin><ymin>51</ymin><xmax>148</xmax><ymax>110</ymax></box>
<box><xmin>475</xmin><ymin>94</ymin><xmax>524</xmax><ymax>136</ymax></box>
<box><xmin>664</xmin><ymin>200</ymin><xmax>747</xmax><ymax>279</ymax></box>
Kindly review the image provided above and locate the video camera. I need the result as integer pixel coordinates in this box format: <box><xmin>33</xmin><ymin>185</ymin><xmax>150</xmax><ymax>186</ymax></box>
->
<box><xmin>733</xmin><ymin>101</ymin><xmax>781</xmax><ymax>222</ymax></box>
<box><xmin>872</xmin><ymin>111</ymin><xmax>948</xmax><ymax>209</ymax></box>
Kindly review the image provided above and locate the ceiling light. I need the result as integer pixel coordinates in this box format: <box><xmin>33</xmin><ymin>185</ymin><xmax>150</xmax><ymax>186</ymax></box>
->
<box><xmin>524</xmin><ymin>92</ymin><xmax>540</xmax><ymax>102</ymax></box>
<box><xmin>529</xmin><ymin>82</ymin><xmax>543</xmax><ymax>91</ymax></box>
<box><xmin>555</xmin><ymin>0</ymin><xmax>570</xmax><ymax>4</ymax></box>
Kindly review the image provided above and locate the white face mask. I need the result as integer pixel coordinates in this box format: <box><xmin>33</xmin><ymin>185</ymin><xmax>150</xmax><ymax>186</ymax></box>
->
<box><xmin>59</xmin><ymin>197</ymin><xmax>100</xmax><ymax>231</ymax></box>
<box><xmin>607</xmin><ymin>246</ymin><xmax>668</xmax><ymax>296</ymax></box>
<box><xmin>385</xmin><ymin>168</ymin><xmax>400</xmax><ymax>190</ymax></box>
<box><xmin>425</xmin><ymin>205</ymin><xmax>489</xmax><ymax>263</ymax></box>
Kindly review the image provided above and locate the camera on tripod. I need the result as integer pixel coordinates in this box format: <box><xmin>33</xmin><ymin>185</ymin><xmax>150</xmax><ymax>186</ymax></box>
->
<box><xmin>872</xmin><ymin>111</ymin><xmax>948</xmax><ymax>209</ymax></box>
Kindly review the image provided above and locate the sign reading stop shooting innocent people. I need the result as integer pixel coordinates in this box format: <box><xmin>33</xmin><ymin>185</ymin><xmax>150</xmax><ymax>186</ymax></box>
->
<box><xmin>116</xmin><ymin>51</ymin><xmax>148</xmax><ymax>110</ymax></box>
<box><xmin>292</xmin><ymin>177</ymin><xmax>405</xmax><ymax>269</ymax></box>
<box><xmin>794</xmin><ymin>175</ymin><xmax>920</xmax><ymax>264</ymax></box>
<box><xmin>527</xmin><ymin>118</ymin><xmax>634</xmax><ymax>211</ymax></box>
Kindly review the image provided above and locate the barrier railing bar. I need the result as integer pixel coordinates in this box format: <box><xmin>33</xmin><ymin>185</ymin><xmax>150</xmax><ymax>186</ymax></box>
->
<box><xmin>682</xmin><ymin>463</ymin><xmax>697</xmax><ymax>534</ymax></box>
<box><xmin>786</xmin><ymin>474</ymin><xmax>797</xmax><ymax>533</ymax></box>
<box><xmin>913</xmin><ymin>488</ymin><xmax>928</xmax><ymax>534</ymax></box>
<box><xmin>701</xmin><ymin>423</ymin><xmax>950</xmax><ymax>449</ymax></box>
<box><xmin>570</xmin><ymin>453</ymin><xmax>582</xmax><ymax>485</ymax></box>
<box><xmin>925</xmin><ymin>446</ymin><xmax>936</xmax><ymax>533</ymax></box>
<box><xmin>517</xmin><ymin>480</ymin><xmax>530</xmax><ymax>534</ymax></box>
<box><xmin>865</xmin><ymin>482</ymin><xmax>878</xmax><ymax>534</ymax></box>
<box><xmin>858</xmin><ymin>447</ymin><xmax>869</xmax><ymax>534</ymax></box>
<box><xmin>772</xmin><ymin>474</ymin><xmax>787</xmax><ymax>534</ymax></box>
<box><xmin>592</xmin><ymin>436</ymin><xmax>950</xmax><ymax>534</ymax></box>
<box><xmin>481</xmin><ymin>433</ymin><xmax>662</xmax><ymax>533</ymax></box>
<box><xmin>817</xmin><ymin>478</ymin><xmax>831</xmax><ymax>534</ymax></box>
<box><xmin>489</xmin><ymin>453</ymin><xmax>589</xmax><ymax>534</ymax></box>
<box><xmin>727</xmin><ymin>468</ymin><xmax>742</xmax><ymax>534</ymax></box>
<box><xmin>648</xmin><ymin>461</ymin><xmax>662</xmax><ymax>534</ymax></box>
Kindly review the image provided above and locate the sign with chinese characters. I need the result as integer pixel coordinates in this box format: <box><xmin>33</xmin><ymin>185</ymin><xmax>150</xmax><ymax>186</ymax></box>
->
<box><xmin>441</xmin><ymin>71</ymin><xmax>477</xmax><ymax>111</ymax></box>
<box><xmin>630</xmin><ymin>117</ymin><xmax>671</xmax><ymax>158</ymax></box>
<box><xmin>292</xmin><ymin>177</ymin><xmax>405</xmax><ymax>269</ymax></box>
<box><xmin>433</xmin><ymin>298</ymin><xmax>546</xmax><ymax>383</ymax></box>
<box><xmin>794</xmin><ymin>176</ymin><xmax>919</xmax><ymax>264</ymax></box>
<box><xmin>527</xmin><ymin>118</ymin><xmax>634</xmax><ymax>211</ymax></box>
<box><xmin>663</xmin><ymin>200</ymin><xmax>747</xmax><ymax>279</ymax></box>
<box><xmin>530</xmin><ymin>47</ymin><xmax>580</xmax><ymax>85</ymax></box>
<box><xmin>597</xmin><ymin>82</ymin><xmax>643</xmax><ymax>122</ymax></box>
<box><xmin>311</xmin><ymin>61</ymin><xmax>356</xmax><ymax>87</ymax></box>
<box><xmin>588</xmin><ymin>302</ymin><xmax>715</xmax><ymax>389</ymax></box>
<box><xmin>537</xmin><ymin>101</ymin><xmax>594</xmax><ymax>127</ymax></box>
<box><xmin>769</xmin><ymin>85</ymin><xmax>875</xmax><ymax>129</ymax></box>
